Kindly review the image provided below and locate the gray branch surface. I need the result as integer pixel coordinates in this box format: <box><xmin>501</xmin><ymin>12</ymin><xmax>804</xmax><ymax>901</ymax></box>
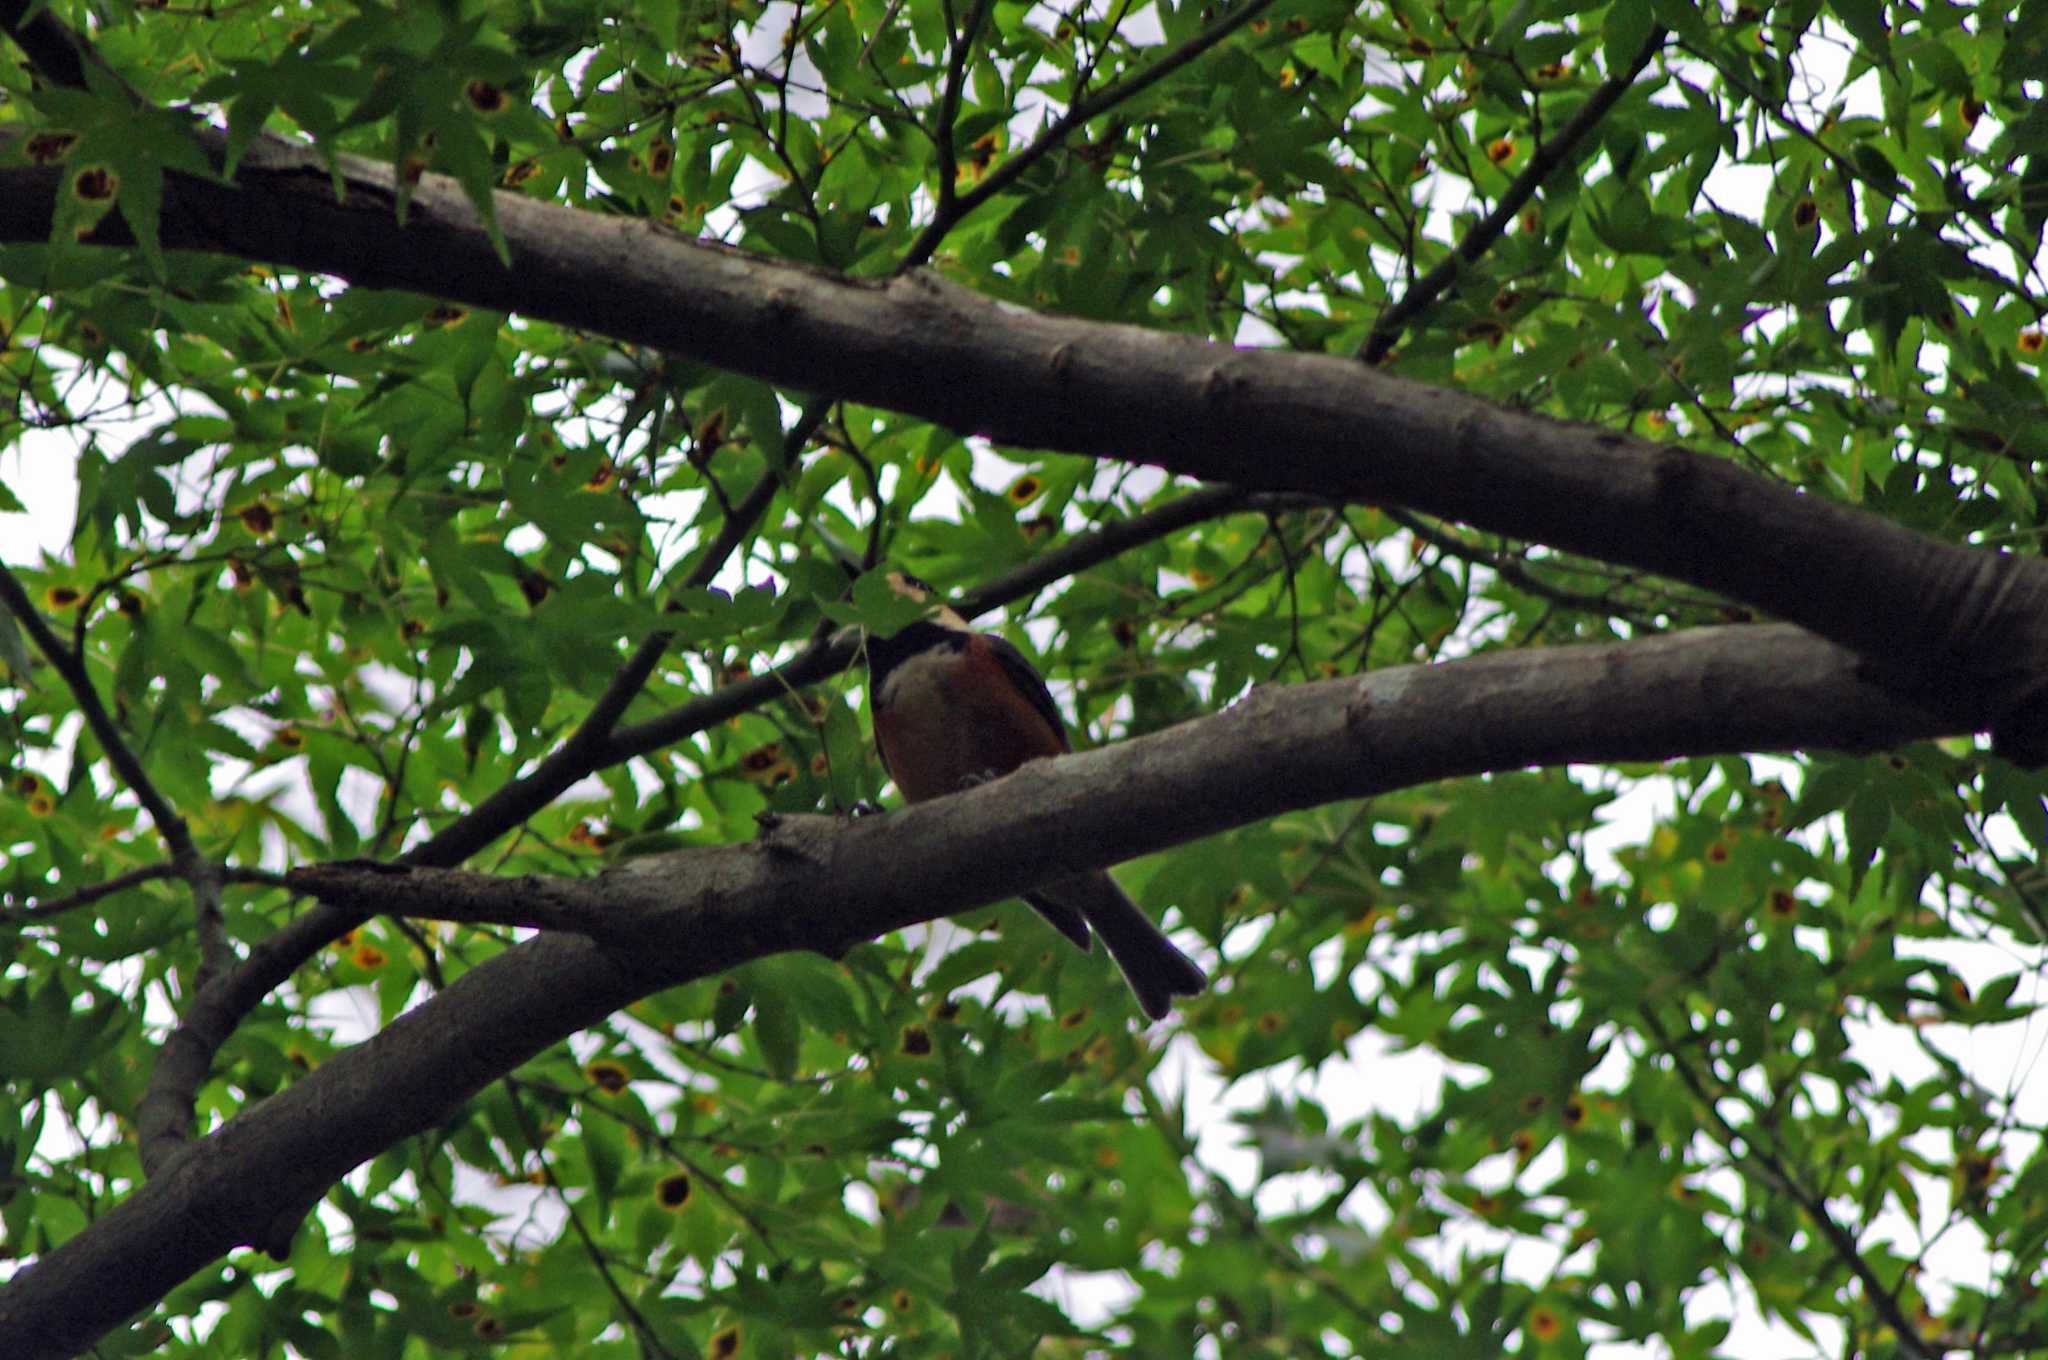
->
<box><xmin>0</xmin><ymin>88</ymin><xmax>2039</xmax><ymax>1360</ymax></box>
<box><xmin>0</xmin><ymin>138</ymin><xmax>2043</xmax><ymax>751</ymax></box>
<box><xmin>0</xmin><ymin>626</ymin><xmax>1976</xmax><ymax>1357</ymax></box>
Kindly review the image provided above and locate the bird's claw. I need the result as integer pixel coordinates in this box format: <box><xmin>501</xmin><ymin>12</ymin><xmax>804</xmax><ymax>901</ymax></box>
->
<box><xmin>753</xmin><ymin>810</ymin><xmax>834</xmax><ymax>860</ymax></box>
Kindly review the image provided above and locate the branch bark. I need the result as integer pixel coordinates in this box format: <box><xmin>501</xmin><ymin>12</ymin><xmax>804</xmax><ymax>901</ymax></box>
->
<box><xmin>1</xmin><ymin>136</ymin><xmax>2039</xmax><ymax>756</ymax></box>
<box><xmin>0</xmin><ymin>623</ymin><xmax>1979</xmax><ymax>1357</ymax></box>
<box><xmin>0</xmin><ymin>8</ymin><xmax>2022</xmax><ymax>1356</ymax></box>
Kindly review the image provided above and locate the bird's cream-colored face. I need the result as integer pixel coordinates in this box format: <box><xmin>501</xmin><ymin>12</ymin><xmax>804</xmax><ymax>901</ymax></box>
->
<box><xmin>883</xmin><ymin>570</ymin><xmax>928</xmax><ymax>603</ymax></box>
<box><xmin>883</xmin><ymin>571</ymin><xmax>969</xmax><ymax>630</ymax></box>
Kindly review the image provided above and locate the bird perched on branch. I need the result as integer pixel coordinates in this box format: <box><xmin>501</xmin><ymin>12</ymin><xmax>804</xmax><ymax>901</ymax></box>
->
<box><xmin>863</xmin><ymin>572</ymin><xmax>1207</xmax><ymax>1020</ymax></box>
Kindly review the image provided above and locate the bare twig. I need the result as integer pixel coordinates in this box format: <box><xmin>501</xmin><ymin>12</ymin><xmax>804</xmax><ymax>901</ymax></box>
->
<box><xmin>1133</xmin><ymin>1080</ymin><xmax>1384</xmax><ymax>1336</ymax></box>
<box><xmin>0</xmin><ymin>863</ymin><xmax>177</xmax><ymax>922</ymax></box>
<box><xmin>131</xmin><ymin>405</ymin><xmax>818</xmax><ymax>1176</ymax></box>
<box><xmin>1360</xmin><ymin>24</ymin><xmax>1669</xmax><ymax>364</ymax></box>
<box><xmin>898</xmin><ymin>0</ymin><xmax>1281</xmax><ymax>269</ymax></box>
<box><xmin>927</xmin><ymin>0</ymin><xmax>999</xmax><ymax>224</ymax></box>
<box><xmin>0</xmin><ymin>566</ymin><xmax>198</xmax><ymax>864</ymax></box>
<box><xmin>502</xmin><ymin>1081</ymin><xmax>679</xmax><ymax>1359</ymax></box>
<box><xmin>1380</xmin><ymin>506</ymin><xmax>1676</xmax><ymax>621</ymax></box>
<box><xmin>1644</xmin><ymin>1009</ymin><xmax>1940</xmax><ymax>1360</ymax></box>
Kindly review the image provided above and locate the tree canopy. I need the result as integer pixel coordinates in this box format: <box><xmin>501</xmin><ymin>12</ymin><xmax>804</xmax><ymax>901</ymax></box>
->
<box><xmin>4</xmin><ymin>0</ymin><xmax>2048</xmax><ymax>1356</ymax></box>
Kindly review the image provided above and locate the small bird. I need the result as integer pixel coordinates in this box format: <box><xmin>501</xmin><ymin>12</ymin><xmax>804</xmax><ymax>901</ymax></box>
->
<box><xmin>863</xmin><ymin>572</ymin><xmax>1207</xmax><ymax>1020</ymax></box>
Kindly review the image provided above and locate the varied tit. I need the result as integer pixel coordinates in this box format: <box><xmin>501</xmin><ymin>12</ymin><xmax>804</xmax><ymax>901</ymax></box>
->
<box><xmin>863</xmin><ymin>572</ymin><xmax>1207</xmax><ymax>1020</ymax></box>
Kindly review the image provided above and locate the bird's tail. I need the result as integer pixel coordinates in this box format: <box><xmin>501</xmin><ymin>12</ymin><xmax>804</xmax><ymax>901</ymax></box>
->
<box><xmin>1029</xmin><ymin>874</ymin><xmax>1206</xmax><ymax>1021</ymax></box>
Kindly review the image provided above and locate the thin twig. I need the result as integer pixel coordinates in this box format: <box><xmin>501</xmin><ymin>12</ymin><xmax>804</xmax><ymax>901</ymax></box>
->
<box><xmin>898</xmin><ymin>0</ymin><xmax>1281</xmax><ymax>269</ymax></box>
<box><xmin>1379</xmin><ymin>506</ymin><xmax>1666</xmax><ymax>620</ymax></box>
<box><xmin>607</xmin><ymin>482</ymin><xmax>1285</xmax><ymax>763</ymax></box>
<box><xmin>0</xmin><ymin>862</ymin><xmax>290</xmax><ymax>925</ymax></box>
<box><xmin>502</xmin><ymin>1081</ymin><xmax>679</xmax><ymax>1359</ymax></box>
<box><xmin>132</xmin><ymin>408</ymin><xmax>819</xmax><ymax>1178</ymax></box>
<box><xmin>1360</xmin><ymin>24</ymin><xmax>1669</xmax><ymax>364</ymax></box>
<box><xmin>0</xmin><ymin>565</ymin><xmax>197</xmax><ymax>864</ymax></box>
<box><xmin>404</xmin><ymin>398</ymin><xmax>821</xmax><ymax>871</ymax></box>
<box><xmin>1133</xmin><ymin>1079</ymin><xmax>1385</xmax><ymax>1337</ymax></box>
<box><xmin>854</xmin><ymin>0</ymin><xmax>910</xmax><ymax>69</ymax></box>
<box><xmin>0</xmin><ymin>862</ymin><xmax>178</xmax><ymax>922</ymax></box>
<box><xmin>1642</xmin><ymin>1008</ymin><xmax>1940</xmax><ymax>1360</ymax></box>
<box><xmin>927</xmin><ymin>0</ymin><xmax>998</xmax><ymax>223</ymax></box>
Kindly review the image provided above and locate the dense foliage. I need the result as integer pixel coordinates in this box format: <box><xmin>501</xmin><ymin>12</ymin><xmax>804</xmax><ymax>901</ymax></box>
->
<box><xmin>4</xmin><ymin>0</ymin><xmax>2048</xmax><ymax>1356</ymax></box>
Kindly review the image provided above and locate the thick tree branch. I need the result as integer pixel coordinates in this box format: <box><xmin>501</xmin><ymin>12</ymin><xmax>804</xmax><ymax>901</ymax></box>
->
<box><xmin>0</xmin><ymin>623</ymin><xmax>1983</xmax><ymax>1358</ymax></box>
<box><xmin>1</xmin><ymin>138</ymin><xmax>2036</xmax><ymax>758</ymax></box>
<box><xmin>127</xmin><ymin>427</ymin><xmax>1247</xmax><ymax>1176</ymax></box>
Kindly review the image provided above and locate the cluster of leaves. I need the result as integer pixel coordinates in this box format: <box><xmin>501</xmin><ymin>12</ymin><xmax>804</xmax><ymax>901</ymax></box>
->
<box><xmin>4</xmin><ymin>0</ymin><xmax>2048</xmax><ymax>1356</ymax></box>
